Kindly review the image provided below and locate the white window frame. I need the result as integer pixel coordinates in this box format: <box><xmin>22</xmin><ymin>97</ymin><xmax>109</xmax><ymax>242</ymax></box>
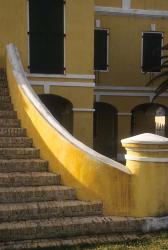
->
<box><xmin>141</xmin><ymin>31</ymin><xmax>164</xmax><ymax>74</ymax></box>
<box><xmin>94</xmin><ymin>28</ymin><xmax>110</xmax><ymax>73</ymax></box>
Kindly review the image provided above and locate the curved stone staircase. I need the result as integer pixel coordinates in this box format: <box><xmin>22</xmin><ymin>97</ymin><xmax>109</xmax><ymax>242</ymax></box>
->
<box><xmin>0</xmin><ymin>70</ymin><xmax>148</xmax><ymax>249</ymax></box>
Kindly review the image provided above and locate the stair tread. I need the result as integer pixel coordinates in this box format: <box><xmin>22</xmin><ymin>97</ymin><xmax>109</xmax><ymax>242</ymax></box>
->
<box><xmin>0</xmin><ymin>216</ymin><xmax>127</xmax><ymax>229</ymax></box>
<box><xmin>0</xmin><ymin>159</ymin><xmax>47</xmax><ymax>164</ymax></box>
<box><xmin>0</xmin><ymin>185</ymin><xmax>75</xmax><ymax>192</ymax></box>
<box><xmin>0</xmin><ymin>172</ymin><xmax>58</xmax><ymax>178</ymax></box>
<box><xmin>0</xmin><ymin>200</ymin><xmax>102</xmax><ymax>210</ymax></box>
<box><xmin>0</xmin><ymin>234</ymin><xmax>142</xmax><ymax>250</ymax></box>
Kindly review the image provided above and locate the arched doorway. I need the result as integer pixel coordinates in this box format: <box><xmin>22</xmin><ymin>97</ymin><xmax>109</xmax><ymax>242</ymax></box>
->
<box><xmin>131</xmin><ymin>103</ymin><xmax>168</xmax><ymax>137</ymax></box>
<box><xmin>39</xmin><ymin>94</ymin><xmax>73</xmax><ymax>134</ymax></box>
<box><xmin>94</xmin><ymin>102</ymin><xmax>118</xmax><ymax>159</ymax></box>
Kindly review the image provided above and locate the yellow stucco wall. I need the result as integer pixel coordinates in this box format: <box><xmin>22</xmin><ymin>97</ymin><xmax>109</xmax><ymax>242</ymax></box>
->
<box><xmin>0</xmin><ymin>0</ymin><xmax>27</xmax><ymax>68</ymax></box>
<box><xmin>66</xmin><ymin>0</ymin><xmax>94</xmax><ymax>75</ymax></box>
<box><xmin>0</xmin><ymin>0</ymin><xmax>94</xmax><ymax>75</ymax></box>
<box><xmin>100</xmin><ymin>96</ymin><xmax>149</xmax><ymax>113</ymax></box>
<box><xmin>95</xmin><ymin>0</ymin><xmax>122</xmax><ymax>8</ymax></box>
<box><xmin>94</xmin><ymin>14</ymin><xmax>168</xmax><ymax>86</ymax></box>
<box><xmin>132</xmin><ymin>0</ymin><xmax>168</xmax><ymax>10</ymax></box>
<box><xmin>95</xmin><ymin>0</ymin><xmax>168</xmax><ymax>11</ymax></box>
<box><xmin>122</xmin><ymin>142</ymin><xmax>168</xmax><ymax>217</ymax></box>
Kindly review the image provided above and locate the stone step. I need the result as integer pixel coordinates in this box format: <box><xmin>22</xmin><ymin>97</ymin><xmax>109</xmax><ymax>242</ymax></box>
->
<box><xmin>0</xmin><ymin>96</ymin><xmax>11</xmax><ymax>102</ymax></box>
<box><xmin>0</xmin><ymin>119</ymin><xmax>20</xmax><ymax>127</ymax></box>
<box><xmin>0</xmin><ymin>200</ymin><xmax>103</xmax><ymax>222</ymax></box>
<box><xmin>0</xmin><ymin>186</ymin><xmax>76</xmax><ymax>203</ymax></box>
<box><xmin>0</xmin><ymin>172</ymin><xmax>61</xmax><ymax>187</ymax></box>
<box><xmin>0</xmin><ymin>137</ymin><xmax>33</xmax><ymax>148</ymax></box>
<box><xmin>0</xmin><ymin>69</ymin><xmax>7</xmax><ymax>81</ymax></box>
<box><xmin>0</xmin><ymin>234</ymin><xmax>144</xmax><ymax>250</ymax></box>
<box><xmin>0</xmin><ymin>148</ymin><xmax>40</xmax><ymax>159</ymax></box>
<box><xmin>0</xmin><ymin>216</ymin><xmax>137</xmax><ymax>242</ymax></box>
<box><xmin>0</xmin><ymin>128</ymin><xmax>26</xmax><ymax>137</ymax></box>
<box><xmin>0</xmin><ymin>159</ymin><xmax>48</xmax><ymax>173</ymax></box>
<box><xmin>0</xmin><ymin>102</ymin><xmax>13</xmax><ymax>110</ymax></box>
<box><xmin>0</xmin><ymin>81</ymin><xmax>8</xmax><ymax>86</ymax></box>
<box><xmin>0</xmin><ymin>111</ymin><xmax>17</xmax><ymax>119</ymax></box>
<box><xmin>0</xmin><ymin>87</ymin><xmax>9</xmax><ymax>96</ymax></box>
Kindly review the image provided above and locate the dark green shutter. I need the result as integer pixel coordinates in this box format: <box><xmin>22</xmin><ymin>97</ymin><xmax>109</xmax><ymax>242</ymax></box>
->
<box><xmin>142</xmin><ymin>32</ymin><xmax>162</xmax><ymax>72</ymax></box>
<box><xmin>94</xmin><ymin>29</ymin><xmax>108</xmax><ymax>71</ymax></box>
<box><xmin>29</xmin><ymin>0</ymin><xmax>64</xmax><ymax>74</ymax></box>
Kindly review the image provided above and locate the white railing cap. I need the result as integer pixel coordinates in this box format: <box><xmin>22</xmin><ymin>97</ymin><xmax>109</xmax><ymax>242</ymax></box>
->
<box><xmin>121</xmin><ymin>133</ymin><xmax>168</xmax><ymax>145</ymax></box>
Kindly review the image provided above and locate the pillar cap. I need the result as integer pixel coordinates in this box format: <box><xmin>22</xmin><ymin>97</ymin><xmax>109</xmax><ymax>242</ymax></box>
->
<box><xmin>121</xmin><ymin>133</ymin><xmax>168</xmax><ymax>145</ymax></box>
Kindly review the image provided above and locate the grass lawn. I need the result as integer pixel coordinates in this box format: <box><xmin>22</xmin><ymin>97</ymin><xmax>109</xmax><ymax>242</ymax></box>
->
<box><xmin>54</xmin><ymin>232</ymin><xmax>168</xmax><ymax>250</ymax></box>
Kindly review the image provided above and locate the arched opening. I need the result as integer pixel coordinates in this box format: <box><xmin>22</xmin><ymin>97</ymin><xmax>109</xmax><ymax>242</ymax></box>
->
<box><xmin>93</xmin><ymin>102</ymin><xmax>118</xmax><ymax>159</ymax></box>
<box><xmin>39</xmin><ymin>94</ymin><xmax>73</xmax><ymax>134</ymax></box>
<box><xmin>131</xmin><ymin>103</ymin><xmax>168</xmax><ymax>137</ymax></box>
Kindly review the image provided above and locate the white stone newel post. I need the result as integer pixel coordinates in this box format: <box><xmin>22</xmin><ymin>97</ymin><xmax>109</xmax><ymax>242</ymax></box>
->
<box><xmin>121</xmin><ymin>133</ymin><xmax>168</xmax><ymax>217</ymax></box>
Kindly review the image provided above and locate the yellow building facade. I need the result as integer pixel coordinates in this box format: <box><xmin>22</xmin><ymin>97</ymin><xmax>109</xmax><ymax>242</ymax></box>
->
<box><xmin>0</xmin><ymin>0</ymin><xmax>168</xmax><ymax>161</ymax></box>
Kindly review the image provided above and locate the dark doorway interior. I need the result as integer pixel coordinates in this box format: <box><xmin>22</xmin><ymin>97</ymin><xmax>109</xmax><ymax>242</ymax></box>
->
<box><xmin>94</xmin><ymin>102</ymin><xmax>118</xmax><ymax>159</ymax></box>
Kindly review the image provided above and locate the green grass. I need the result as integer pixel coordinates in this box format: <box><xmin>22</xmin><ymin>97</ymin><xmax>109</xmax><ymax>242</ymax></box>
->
<box><xmin>54</xmin><ymin>232</ymin><xmax>168</xmax><ymax>250</ymax></box>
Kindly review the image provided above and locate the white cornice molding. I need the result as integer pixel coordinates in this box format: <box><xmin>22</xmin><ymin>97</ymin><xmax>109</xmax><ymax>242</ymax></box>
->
<box><xmin>95</xmin><ymin>85</ymin><xmax>155</xmax><ymax>91</ymax></box>
<box><xmin>26</xmin><ymin>73</ymin><xmax>95</xmax><ymax>80</ymax></box>
<box><xmin>30</xmin><ymin>80</ymin><xmax>95</xmax><ymax>88</ymax></box>
<box><xmin>95</xmin><ymin>6</ymin><xmax>168</xmax><ymax>18</ymax></box>
<box><xmin>125</xmin><ymin>155</ymin><xmax>168</xmax><ymax>163</ymax></box>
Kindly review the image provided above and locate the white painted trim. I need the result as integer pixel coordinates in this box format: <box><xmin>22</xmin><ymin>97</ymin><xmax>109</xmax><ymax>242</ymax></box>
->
<box><xmin>30</xmin><ymin>80</ymin><xmax>95</xmax><ymax>88</ymax></box>
<box><xmin>94</xmin><ymin>91</ymin><xmax>168</xmax><ymax>98</ymax></box>
<box><xmin>72</xmin><ymin>108</ymin><xmax>95</xmax><ymax>112</ymax></box>
<box><xmin>44</xmin><ymin>85</ymin><xmax>50</xmax><ymax>94</ymax></box>
<box><xmin>125</xmin><ymin>155</ymin><xmax>168</xmax><ymax>163</ymax></box>
<box><xmin>118</xmin><ymin>112</ymin><xmax>132</xmax><ymax>116</ymax></box>
<box><xmin>127</xmin><ymin>148</ymin><xmax>168</xmax><ymax>152</ymax></box>
<box><xmin>95</xmin><ymin>94</ymin><xmax>100</xmax><ymax>102</ymax></box>
<box><xmin>122</xmin><ymin>0</ymin><xmax>131</xmax><ymax>9</ymax></box>
<box><xmin>95</xmin><ymin>85</ymin><xmax>155</xmax><ymax>91</ymax></box>
<box><xmin>151</xmin><ymin>24</ymin><xmax>156</xmax><ymax>32</ymax></box>
<box><xmin>7</xmin><ymin>44</ymin><xmax>130</xmax><ymax>175</ymax></box>
<box><xmin>26</xmin><ymin>73</ymin><xmax>95</xmax><ymax>80</ymax></box>
<box><xmin>122</xmin><ymin>133</ymin><xmax>168</xmax><ymax>145</ymax></box>
<box><xmin>95</xmin><ymin>6</ymin><xmax>168</xmax><ymax>18</ymax></box>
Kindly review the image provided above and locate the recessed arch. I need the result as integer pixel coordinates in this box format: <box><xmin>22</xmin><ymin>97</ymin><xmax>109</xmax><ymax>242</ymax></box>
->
<box><xmin>39</xmin><ymin>94</ymin><xmax>73</xmax><ymax>134</ymax></box>
<box><xmin>94</xmin><ymin>102</ymin><xmax>118</xmax><ymax>159</ymax></box>
<box><xmin>131</xmin><ymin>103</ymin><xmax>168</xmax><ymax>137</ymax></box>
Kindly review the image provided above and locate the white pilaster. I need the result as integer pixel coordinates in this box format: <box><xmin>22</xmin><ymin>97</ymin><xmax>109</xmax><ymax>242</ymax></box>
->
<box><xmin>122</xmin><ymin>0</ymin><xmax>131</xmax><ymax>9</ymax></box>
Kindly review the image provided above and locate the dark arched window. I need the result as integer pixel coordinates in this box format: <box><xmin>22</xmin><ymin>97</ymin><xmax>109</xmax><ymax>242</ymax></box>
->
<box><xmin>39</xmin><ymin>94</ymin><xmax>73</xmax><ymax>134</ymax></box>
<box><xmin>131</xmin><ymin>103</ymin><xmax>168</xmax><ymax>137</ymax></box>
